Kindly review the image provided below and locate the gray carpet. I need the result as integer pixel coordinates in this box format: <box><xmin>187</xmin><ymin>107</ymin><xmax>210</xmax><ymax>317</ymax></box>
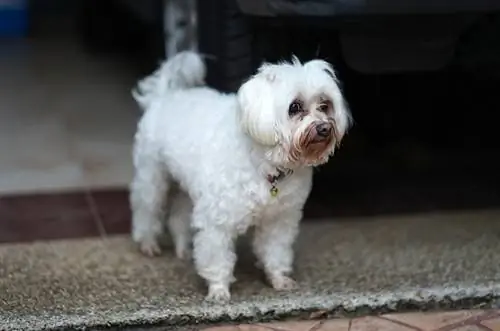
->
<box><xmin>2</xmin><ymin>210</ymin><xmax>500</xmax><ymax>331</ymax></box>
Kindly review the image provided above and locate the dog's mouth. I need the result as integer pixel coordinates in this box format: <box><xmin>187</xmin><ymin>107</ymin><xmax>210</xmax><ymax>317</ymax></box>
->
<box><xmin>289</xmin><ymin>121</ymin><xmax>339</xmax><ymax>165</ymax></box>
<box><xmin>310</xmin><ymin>135</ymin><xmax>330</xmax><ymax>144</ymax></box>
<box><xmin>304</xmin><ymin>120</ymin><xmax>339</xmax><ymax>147</ymax></box>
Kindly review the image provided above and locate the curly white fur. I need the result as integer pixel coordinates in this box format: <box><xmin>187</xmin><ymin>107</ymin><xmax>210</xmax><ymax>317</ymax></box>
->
<box><xmin>130</xmin><ymin>51</ymin><xmax>351</xmax><ymax>302</ymax></box>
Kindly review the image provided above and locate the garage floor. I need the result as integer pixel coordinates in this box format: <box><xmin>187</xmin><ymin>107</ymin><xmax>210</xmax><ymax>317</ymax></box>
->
<box><xmin>0</xmin><ymin>31</ymin><xmax>139</xmax><ymax>195</ymax></box>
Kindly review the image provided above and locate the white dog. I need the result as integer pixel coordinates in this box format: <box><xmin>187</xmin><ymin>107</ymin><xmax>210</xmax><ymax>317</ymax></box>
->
<box><xmin>130</xmin><ymin>51</ymin><xmax>351</xmax><ymax>302</ymax></box>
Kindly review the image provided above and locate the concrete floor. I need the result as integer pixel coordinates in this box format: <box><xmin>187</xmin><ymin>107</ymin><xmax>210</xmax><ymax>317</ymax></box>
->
<box><xmin>1</xmin><ymin>210</ymin><xmax>500</xmax><ymax>330</ymax></box>
<box><xmin>0</xmin><ymin>30</ymin><xmax>138</xmax><ymax>195</ymax></box>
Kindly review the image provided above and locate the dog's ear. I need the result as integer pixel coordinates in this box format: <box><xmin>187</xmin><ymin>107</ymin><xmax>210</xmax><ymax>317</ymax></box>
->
<box><xmin>237</xmin><ymin>74</ymin><xmax>279</xmax><ymax>146</ymax></box>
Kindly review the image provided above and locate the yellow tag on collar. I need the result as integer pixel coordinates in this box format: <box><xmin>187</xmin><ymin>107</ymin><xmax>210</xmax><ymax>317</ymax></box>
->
<box><xmin>270</xmin><ymin>187</ymin><xmax>279</xmax><ymax>197</ymax></box>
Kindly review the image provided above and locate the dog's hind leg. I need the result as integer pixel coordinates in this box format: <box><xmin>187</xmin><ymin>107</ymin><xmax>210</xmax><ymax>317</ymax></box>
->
<box><xmin>130</xmin><ymin>151</ymin><xmax>170</xmax><ymax>257</ymax></box>
<box><xmin>167</xmin><ymin>187</ymin><xmax>193</xmax><ymax>260</ymax></box>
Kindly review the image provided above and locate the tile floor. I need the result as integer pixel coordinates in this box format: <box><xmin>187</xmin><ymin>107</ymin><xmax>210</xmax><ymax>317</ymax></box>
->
<box><xmin>0</xmin><ymin>189</ymin><xmax>129</xmax><ymax>243</ymax></box>
<box><xmin>0</xmin><ymin>36</ymin><xmax>139</xmax><ymax>195</ymax></box>
<box><xmin>203</xmin><ymin>310</ymin><xmax>500</xmax><ymax>331</ymax></box>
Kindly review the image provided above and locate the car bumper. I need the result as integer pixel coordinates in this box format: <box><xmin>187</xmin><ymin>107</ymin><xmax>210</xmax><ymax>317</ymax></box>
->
<box><xmin>236</xmin><ymin>0</ymin><xmax>500</xmax><ymax>17</ymax></box>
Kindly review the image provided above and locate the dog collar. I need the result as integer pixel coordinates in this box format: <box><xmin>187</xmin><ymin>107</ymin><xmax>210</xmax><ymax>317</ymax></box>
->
<box><xmin>267</xmin><ymin>168</ymin><xmax>293</xmax><ymax>197</ymax></box>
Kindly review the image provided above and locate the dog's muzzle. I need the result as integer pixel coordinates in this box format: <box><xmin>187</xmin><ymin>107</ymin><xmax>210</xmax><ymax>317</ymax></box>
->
<box><xmin>312</xmin><ymin>122</ymin><xmax>333</xmax><ymax>142</ymax></box>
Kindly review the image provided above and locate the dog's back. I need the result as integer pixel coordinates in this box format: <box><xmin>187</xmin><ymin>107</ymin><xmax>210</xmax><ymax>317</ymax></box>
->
<box><xmin>132</xmin><ymin>52</ymin><xmax>248</xmax><ymax>184</ymax></box>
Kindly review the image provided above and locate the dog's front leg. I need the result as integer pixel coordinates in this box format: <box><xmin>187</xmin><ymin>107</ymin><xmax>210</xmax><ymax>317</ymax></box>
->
<box><xmin>253</xmin><ymin>210</ymin><xmax>302</xmax><ymax>291</ymax></box>
<box><xmin>192</xmin><ymin>214</ymin><xmax>237</xmax><ymax>303</ymax></box>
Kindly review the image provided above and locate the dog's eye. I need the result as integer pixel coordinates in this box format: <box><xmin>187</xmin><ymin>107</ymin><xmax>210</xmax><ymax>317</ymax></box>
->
<box><xmin>288</xmin><ymin>100</ymin><xmax>303</xmax><ymax>116</ymax></box>
<box><xmin>318</xmin><ymin>100</ymin><xmax>332</xmax><ymax>113</ymax></box>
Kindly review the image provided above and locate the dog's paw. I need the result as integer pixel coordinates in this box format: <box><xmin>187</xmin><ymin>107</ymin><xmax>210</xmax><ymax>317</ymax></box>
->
<box><xmin>138</xmin><ymin>239</ymin><xmax>162</xmax><ymax>257</ymax></box>
<box><xmin>270</xmin><ymin>275</ymin><xmax>298</xmax><ymax>291</ymax></box>
<box><xmin>175</xmin><ymin>246</ymin><xmax>192</xmax><ymax>261</ymax></box>
<box><xmin>205</xmin><ymin>285</ymin><xmax>231</xmax><ymax>303</ymax></box>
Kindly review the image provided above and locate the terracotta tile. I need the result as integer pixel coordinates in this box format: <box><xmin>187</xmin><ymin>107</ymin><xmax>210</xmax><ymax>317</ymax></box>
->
<box><xmin>90</xmin><ymin>189</ymin><xmax>130</xmax><ymax>235</ymax></box>
<box><xmin>316</xmin><ymin>319</ymin><xmax>350</xmax><ymax>331</ymax></box>
<box><xmin>257</xmin><ymin>320</ymin><xmax>323</xmax><ymax>331</ymax></box>
<box><xmin>202</xmin><ymin>314</ymin><xmax>499</xmax><ymax>331</ymax></box>
<box><xmin>204</xmin><ymin>320</ymin><xmax>349</xmax><ymax>331</ymax></box>
<box><xmin>480</xmin><ymin>315</ymin><xmax>500</xmax><ymax>330</ymax></box>
<box><xmin>382</xmin><ymin>310</ymin><xmax>484</xmax><ymax>330</ymax></box>
<box><xmin>239</xmin><ymin>325</ymin><xmax>281</xmax><ymax>331</ymax></box>
<box><xmin>350</xmin><ymin>316</ymin><xmax>420</xmax><ymax>331</ymax></box>
<box><xmin>204</xmin><ymin>326</ymin><xmax>240</xmax><ymax>331</ymax></box>
<box><xmin>0</xmin><ymin>192</ymin><xmax>98</xmax><ymax>243</ymax></box>
<box><xmin>240</xmin><ymin>321</ymin><xmax>348</xmax><ymax>331</ymax></box>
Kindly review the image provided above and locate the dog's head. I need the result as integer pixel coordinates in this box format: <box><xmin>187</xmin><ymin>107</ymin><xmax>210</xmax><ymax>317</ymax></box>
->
<box><xmin>237</xmin><ymin>57</ymin><xmax>352</xmax><ymax>167</ymax></box>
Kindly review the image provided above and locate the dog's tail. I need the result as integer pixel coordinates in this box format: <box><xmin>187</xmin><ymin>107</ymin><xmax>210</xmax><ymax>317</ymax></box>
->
<box><xmin>132</xmin><ymin>51</ymin><xmax>206</xmax><ymax>110</ymax></box>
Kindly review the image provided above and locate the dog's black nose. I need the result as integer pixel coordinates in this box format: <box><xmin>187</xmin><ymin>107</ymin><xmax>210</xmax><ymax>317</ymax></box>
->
<box><xmin>315</xmin><ymin>122</ymin><xmax>332</xmax><ymax>138</ymax></box>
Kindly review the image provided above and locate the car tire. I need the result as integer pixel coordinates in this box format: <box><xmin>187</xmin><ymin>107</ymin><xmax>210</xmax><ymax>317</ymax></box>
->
<box><xmin>196</xmin><ymin>0</ymin><xmax>254</xmax><ymax>92</ymax></box>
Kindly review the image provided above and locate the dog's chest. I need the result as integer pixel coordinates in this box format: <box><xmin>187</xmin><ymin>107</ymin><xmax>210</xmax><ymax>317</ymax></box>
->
<box><xmin>247</xmin><ymin>173</ymin><xmax>309</xmax><ymax>219</ymax></box>
<box><xmin>223</xmin><ymin>168</ymin><xmax>312</xmax><ymax>234</ymax></box>
<box><xmin>233</xmin><ymin>189</ymin><xmax>290</xmax><ymax>234</ymax></box>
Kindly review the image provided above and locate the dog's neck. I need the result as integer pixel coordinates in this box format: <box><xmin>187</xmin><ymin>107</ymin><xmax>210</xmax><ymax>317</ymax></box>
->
<box><xmin>249</xmin><ymin>143</ymin><xmax>295</xmax><ymax>184</ymax></box>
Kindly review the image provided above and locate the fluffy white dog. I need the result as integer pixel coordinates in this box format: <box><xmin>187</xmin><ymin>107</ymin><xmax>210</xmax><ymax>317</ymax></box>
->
<box><xmin>130</xmin><ymin>51</ymin><xmax>351</xmax><ymax>302</ymax></box>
